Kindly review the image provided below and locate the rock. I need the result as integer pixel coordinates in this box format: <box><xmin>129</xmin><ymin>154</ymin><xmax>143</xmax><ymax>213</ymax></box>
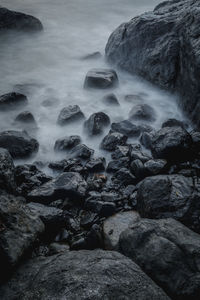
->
<box><xmin>111</xmin><ymin>145</ymin><xmax>130</xmax><ymax>159</ymax></box>
<box><xmin>0</xmin><ymin>193</ymin><xmax>44</xmax><ymax>280</ymax></box>
<box><xmin>120</xmin><ymin>218</ymin><xmax>200</xmax><ymax>299</ymax></box>
<box><xmin>0</xmin><ymin>92</ymin><xmax>27</xmax><ymax>110</ymax></box>
<box><xmin>48</xmin><ymin>243</ymin><xmax>70</xmax><ymax>255</ymax></box>
<box><xmin>151</xmin><ymin>126</ymin><xmax>192</xmax><ymax>161</ymax></box>
<box><xmin>84</xmin><ymin>197</ymin><xmax>116</xmax><ymax>217</ymax></box>
<box><xmin>137</xmin><ymin>174</ymin><xmax>200</xmax><ymax>233</ymax></box>
<box><xmin>144</xmin><ymin>159</ymin><xmax>167</xmax><ymax>176</ymax></box>
<box><xmin>130</xmin><ymin>159</ymin><xmax>146</xmax><ymax>179</ymax></box>
<box><xmin>28</xmin><ymin>172</ymin><xmax>87</xmax><ymax>204</ymax></box>
<box><xmin>140</xmin><ymin>130</ymin><xmax>155</xmax><ymax>149</ymax></box>
<box><xmin>57</xmin><ymin>105</ymin><xmax>85</xmax><ymax>126</ymax></box>
<box><xmin>41</xmin><ymin>97</ymin><xmax>59</xmax><ymax>107</ymax></box>
<box><xmin>84</xmin><ymin>68</ymin><xmax>119</xmax><ymax>89</ymax></box>
<box><xmin>80</xmin><ymin>211</ymin><xmax>98</xmax><ymax>229</ymax></box>
<box><xmin>54</xmin><ymin>135</ymin><xmax>81</xmax><ymax>151</ymax></box>
<box><xmin>102</xmin><ymin>93</ymin><xmax>120</xmax><ymax>106</ymax></box>
<box><xmin>162</xmin><ymin>118</ymin><xmax>187</xmax><ymax>129</ymax></box>
<box><xmin>101</xmin><ymin>131</ymin><xmax>127</xmax><ymax>151</ymax></box>
<box><xmin>130</xmin><ymin>144</ymin><xmax>151</xmax><ymax>163</ymax></box>
<box><xmin>105</xmin><ymin>0</ymin><xmax>200</xmax><ymax>126</ymax></box>
<box><xmin>190</xmin><ymin>130</ymin><xmax>200</xmax><ymax>153</ymax></box>
<box><xmin>48</xmin><ymin>158</ymin><xmax>83</xmax><ymax>173</ymax></box>
<box><xmin>113</xmin><ymin>168</ymin><xmax>137</xmax><ymax>186</ymax></box>
<box><xmin>81</xmin><ymin>51</ymin><xmax>102</xmax><ymax>60</ymax></box>
<box><xmin>85</xmin><ymin>157</ymin><xmax>106</xmax><ymax>172</ymax></box>
<box><xmin>84</xmin><ymin>112</ymin><xmax>110</xmax><ymax>136</ymax></box>
<box><xmin>111</xmin><ymin>120</ymin><xmax>141</xmax><ymax>137</ymax></box>
<box><xmin>103</xmin><ymin>211</ymin><xmax>140</xmax><ymax>250</ymax></box>
<box><xmin>69</xmin><ymin>144</ymin><xmax>94</xmax><ymax>159</ymax></box>
<box><xmin>0</xmin><ymin>7</ymin><xmax>43</xmax><ymax>31</ymax></box>
<box><xmin>129</xmin><ymin>104</ymin><xmax>156</xmax><ymax>122</ymax></box>
<box><xmin>0</xmin><ymin>148</ymin><xmax>16</xmax><ymax>193</ymax></box>
<box><xmin>106</xmin><ymin>157</ymin><xmax>129</xmax><ymax>173</ymax></box>
<box><xmin>0</xmin><ymin>130</ymin><xmax>39</xmax><ymax>158</ymax></box>
<box><xmin>0</xmin><ymin>249</ymin><xmax>169</xmax><ymax>299</ymax></box>
<box><xmin>14</xmin><ymin>111</ymin><xmax>37</xmax><ymax>126</ymax></box>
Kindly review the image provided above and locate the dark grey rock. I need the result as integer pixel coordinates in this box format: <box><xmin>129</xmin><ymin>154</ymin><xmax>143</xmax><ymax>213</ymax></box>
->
<box><xmin>111</xmin><ymin>145</ymin><xmax>130</xmax><ymax>159</ymax></box>
<box><xmin>130</xmin><ymin>145</ymin><xmax>151</xmax><ymax>163</ymax></box>
<box><xmin>114</xmin><ymin>168</ymin><xmax>137</xmax><ymax>186</ymax></box>
<box><xmin>84</xmin><ymin>112</ymin><xmax>110</xmax><ymax>136</ymax></box>
<box><xmin>144</xmin><ymin>159</ymin><xmax>167</xmax><ymax>176</ymax></box>
<box><xmin>130</xmin><ymin>159</ymin><xmax>145</xmax><ymax>179</ymax></box>
<box><xmin>106</xmin><ymin>157</ymin><xmax>129</xmax><ymax>173</ymax></box>
<box><xmin>129</xmin><ymin>104</ymin><xmax>156</xmax><ymax>122</ymax></box>
<box><xmin>0</xmin><ymin>250</ymin><xmax>169</xmax><ymax>299</ymax></box>
<box><xmin>84</xmin><ymin>68</ymin><xmax>119</xmax><ymax>89</ymax></box>
<box><xmin>54</xmin><ymin>135</ymin><xmax>81</xmax><ymax>151</ymax></box>
<box><xmin>120</xmin><ymin>218</ymin><xmax>200</xmax><ymax>299</ymax></box>
<box><xmin>102</xmin><ymin>93</ymin><xmax>120</xmax><ymax>106</ymax></box>
<box><xmin>0</xmin><ymin>93</ymin><xmax>27</xmax><ymax>110</ymax></box>
<box><xmin>85</xmin><ymin>157</ymin><xmax>106</xmax><ymax>172</ymax></box>
<box><xmin>14</xmin><ymin>111</ymin><xmax>36</xmax><ymax>126</ymax></box>
<box><xmin>111</xmin><ymin>120</ymin><xmax>141</xmax><ymax>137</ymax></box>
<box><xmin>57</xmin><ymin>105</ymin><xmax>85</xmax><ymax>126</ymax></box>
<box><xmin>101</xmin><ymin>131</ymin><xmax>127</xmax><ymax>151</ymax></box>
<box><xmin>70</xmin><ymin>144</ymin><xmax>94</xmax><ymax>159</ymax></box>
<box><xmin>0</xmin><ymin>148</ymin><xmax>16</xmax><ymax>193</ymax></box>
<box><xmin>162</xmin><ymin>118</ymin><xmax>187</xmax><ymax>129</ymax></box>
<box><xmin>0</xmin><ymin>130</ymin><xmax>39</xmax><ymax>158</ymax></box>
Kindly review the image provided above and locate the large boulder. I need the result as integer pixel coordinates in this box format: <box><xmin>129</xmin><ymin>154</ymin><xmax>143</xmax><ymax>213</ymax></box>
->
<box><xmin>120</xmin><ymin>218</ymin><xmax>200</xmax><ymax>299</ymax></box>
<box><xmin>84</xmin><ymin>112</ymin><xmax>110</xmax><ymax>136</ymax></box>
<box><xmin>137</xmin><ymin>174</ymin><xmax>200</xmax><ymax>233</ymax></box>
<box><xmin>84</xmin><ymin>68</ymin><xmax>119</xmax><ymax>89</ymax></box>
<box><xmin>0</xmin><ymin>7</ymin><xmax>43</xmax><ymax>31</ymax></box>
<box><xmin>0</xmin><ymin>148</ymin><xmax>16</xmax><ymax>192</ymax></box>
<box><xmin>0</xmin><ymin>130</ymin><xmax>39</xmax><ymax>158</ymax></box>
<box><xmin>105</xmin><ymin>0</ymin><xmax>200</xmax><ymax>126</ymax></box>
<box><xmin>0</xmin><ymin>193</ymin><xmax>44</xmax><ymax>280</ymax></box>
<box><xmin>0</xmin><ymin>249</ymin><xmax>169</xmax><ymax>299</ymax></box>
<box><xmin>0</xmin><ymin>92</ymin><xmax>27</xmax><ymax>110</ymax></box>
<box><xmin>57</xmin><ymin>105</ymin><xmax>85</xmax><ymax>126</ymax></box>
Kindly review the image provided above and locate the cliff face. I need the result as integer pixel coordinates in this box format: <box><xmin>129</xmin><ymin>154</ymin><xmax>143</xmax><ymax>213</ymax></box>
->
<box><xmin>105</xmin><ymin>0</ymin><xmax>200</xmax><ymax>127</ymax></box>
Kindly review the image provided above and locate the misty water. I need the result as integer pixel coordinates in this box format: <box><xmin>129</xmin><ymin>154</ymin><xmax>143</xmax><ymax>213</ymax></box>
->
<box><xmin>0</xmin><ymin>0</ymin><xmax>187</xmax><ymax>170</ymax></box>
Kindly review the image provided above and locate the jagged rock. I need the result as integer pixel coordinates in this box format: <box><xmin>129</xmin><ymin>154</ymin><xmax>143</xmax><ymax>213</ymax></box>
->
<box><xmin>162</xmin><ymin>118</ymin><xmax>187</xmax><ymax>129</ymax></box>
<box><xmin>57</xmin><ymin>105</ymin><xmax>85</xmax><ymax>126</ymax></box>
<box><xmin>85</xmin><ymin>157</ymin><xmax>106</xmax><ymax>172</ymax></box>
<box><xmin>111</xmin><ymin>145</ymin><xmax>130</xmax><ymax>159</ymax></box>
<box><xmin>54</xmin><ymin>135</ymin><xmax>81</xmax><ymax>151</ymax></box>
<box><xmin>101</xmin><ymin>131</ymin><xmax>127</xmax><ymax>151</ymax></box>
<box><xmin>106</xmin><ymin>157</ymin><xmax>129</xmax><ymax>173</ymax></box>
<box><xmin>144</xmin><ymin>159</ymin><xmax>167</xmax><ymax>176</ymax></box>
<box><xmin>84</xmin><ymin>112</ymin><xmax>110</xmax><ymax>136</ymax></box>
<box><xmin>0</xmin><ymin>93</ymin><xmax>27</xmax><ymax>110</ymax></box>
<box><xmin>69</xmin><ymin>144</ymin><xmax>94</xmax><ymax>159</ymax></box>
<box><xmin>111</xmin><ymin>120</ymin><xmax>141</xmax><ymax>137</ymax></box>
<box><xmin>0</xmin><ymin>148</ymin><xmax>16</xmax><ymax>193</ymax></box>
<box><xmin>84</xmin><ymin>68</ymin><xmax>119</xmax><ymax>89</ymax></box>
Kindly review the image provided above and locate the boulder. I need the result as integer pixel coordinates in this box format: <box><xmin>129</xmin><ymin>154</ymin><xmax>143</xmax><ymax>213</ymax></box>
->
<box><xmin>101</xmin><ymin>131</ymin><xmax>127</xmax><ymax>151</ymax></box>
<box><xmin>0</xmin><ymin>130</ymin><xmax>39</xmax><ymax>158</ymax></box>
<box><xmin>111</xmin><ymin>120</ymin><xmax>141</xmax><ymax>137</ymax></box>
<box><xmin>105</xmin><ymin>0</ymin><xmax>200</xmax><ymax>126</ymax></box>
<box><xmin>103</xmin><ymin>211</ymin><xmax>140</xmax><ymax>250</ymax></box>
<box><xmin>137</xmin><ymin>174</ymin><xmax>200</xmax><ymax>233</ymax></box>
<box><xmin>84</xmin><ymin>68</ymin><xmax>118</xmax><ymax>89</ymax></box>
<box><xmin>0</xmin><ymin>7</ymin><xmax>43</xmax><ymax>31</ymax></box>
<box><xmin>120</xmin><ymin>218</ymin><xmax>200</xmax><ymax>299</ymax></box>
<box><xmin>0</xmin><ymin>93</ymin><xmax>27</xmax><ymax>110</ymax></box>
<box><xmin>102</xmin><ymin>93</ymin><xmax>120</xmax><ymax>106</ymax></box>
<box><xmin>0</xmin><ymin>250</ymin><xmax>169</xmax><ymax>299</ymax></box>
<box><xmin>144</xmin><ymin>159</ymin><xmax>167</xmax><ymax>176</ymax></box>
<box><xmin>0</xmin><ymin>193</ymin><xmax>44</xmax><ymax>280</ymax></box>
<box><xmin>28</xmin><ymin>172</ymin><xmax>87</xmax><ymax>204</ymax></box>
<box><xmin>54</xmin><ymin>135</ymin><xmax>81</xmax><ymax>151</ymax></box>
<box><xmin>57</xmin><ymin>105</ymin><xmax>85</xmax><ymax>126</ymax></box>
<box><xmin>0</xmin><ymin>148</ymin><xmax>16</xmax><ymax>193</ymax></box>
<box><xmin>151</xmin><ymin>126</ymin><xmax>192</xmax><ymax>161</ymax></box>
<box><xmin>14</xmin><ymin>111</ymin><xmax>36</xmax><ymax>126</ymax></box>
<box><xmin>69</xmin><ymin>144</ymin><xmax>94</xmax><ymax>159</ymax></box>
<box><xmin>84</xmin><ymin>112</ymin><xmax>110</xmax><ymax>136</ymax></box>
<box><xmin>129</xmin><ymin>104</ymin><xmax>156</xmax><ymax>122</ymax></box>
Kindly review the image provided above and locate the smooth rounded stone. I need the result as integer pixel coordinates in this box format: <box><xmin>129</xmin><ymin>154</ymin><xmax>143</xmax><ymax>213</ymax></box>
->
<box><xmin>111</xmin><ymin>120</ymin><xmax>141</xmax><ymax>137</ymax></box>
<box><xmin>103</xmin><ymin>211</ymin><xmax>140</xmax><ymax>250</ymax></box>
<box><xmin>85</xmin><ymin>157</ymin><xmax>106</xmax><ymax>172</ymax></box>
<box><xmin>57</xmin><ymin>105</ymin><xmax>85</xmax><ymax>126</ymax></box>
<box><xmin>0</xmin><ymin>92</ymin><xmax>27</xmax><ymax>110</ymax></box>
<box><xmin>137</xmin><ymin>174</ymin><xmax>200</xmax><ymax>233</ymax></box>
<box><xmin>0</xmin><ymin>193</ymin><xmax>44</xmax><ymax>280</ymax></box>
<box><xmin>54</xmin><ymin>135</ymin><xmax>81</xmax><ymax>151</ymax></box>
<box><xmin>151</xmin><ymin>126</ymin><xmax>192</xmax><ymax>161</ymax></box>
<box><xmin>144</xmin><ymin>159</ymin><xmax>167</xmax><ymax>176</ymax></box>
<box><xmin>162</xmin><ymin>118</ymin><xmax>188</xmax><ymax>129</ymax></box>
<box><xmin>69</xmin><ymin>144</ymin><xmax>94</xmax><ymax>159</ymax></box>
<box><xmin>111</xmin><ymin>145</ymin><xmax>130</xmax><ymax>159</ymax></box>
<box><xmin>0</xmin><ymin>249</ymin><xmax>169</xmax><ymax>300</ymax></box>
<box><xmin>102</xmin><ymin>93</ymin><xmax>120</xmax><ymax>106</ymax></box>
<box><xmin>113</xmin><ymin>168</ymin><xmax>137</xmax><ymax>186</ymax></box>
<box><xmin>84</xmin><ymin>112</ymin><xmax>110</xmax><ymax>136</ymax></box>
<box><xmin>0</xmin><ymin>130</ymin><xmax>39</xmax><ymax>158</ymax></box>
<box><xmin>28</xmin><ymin>172</ymin><xmax>88</xmax><ymax>204</ymax></box>
<box><xmin>101</xmin><ymin>131</ymin><xmax>127</xmax><ymax>151</ymax></box>
<box><xmin>0</xmin><ymin>7</ymin><xmax>43</xmax><ymax>31</ymax></box>
<box><xmin>129</xmin><ymin>104</ymin><xmax>156</xmax><ymax>122</ymax></box>
<box><xmin>81</xmin><ymin>51</ymin><xmax>102</xmax><ymax>60</ymax></box>
<box><xmin>84</xmin><ymin>68</ymin><xmax>119</xmax><ymax>89</ymax></box>
<box><xmin>106</xmin><ymin>157</ymin><xmax>129</xmax><ymax>173</ymax></box>
<box><xmin>130</xmin><ymin>159</ymin><xmax>146</xmax><ymax>179</ymax></box>
<box><xmin>120</xmin><ymin>218</ymin><xmax>200</xmax><ymax>299</ymax></box>
<box><xmin>14</xmin><ymin>111</ymin><xmax>37</xmax><ymax>126</ymax></box>
<box><xmin>0</xmin><ymin>148</ymin><xmax>16</xmax><ymax>193</ymax></box>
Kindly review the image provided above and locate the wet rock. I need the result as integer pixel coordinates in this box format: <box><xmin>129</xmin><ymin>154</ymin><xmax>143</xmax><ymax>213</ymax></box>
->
<box><xmin>48</xmin><ymin>158</ymin><xmax>82</xmax><ymax>173</ymax></box>
<box><xmin>101</xmin><ymin>131</ymin><xmax>127</xmax><ymax>151</ymax></box>
<box><xmin>137</xmin><ymin>174</ymin><xmax>200</xmax><ymax>233</ymax></box>
<box><xmin>0</xmin><ymin>130</ymin><xmax>39</xmax><ymax>158</ymax></box>
<box><xmin>111</xmin><ymin>120</ymin><xmax>141</xmax><ymax>137</ymax></box>
<box><xmin>120</xmin><ymin>218</ymin><xmax>200</xmax><ymax>299</ymax></box>
<box><xmin>48</xmin><ymin>243</ymin><xmax>70</xmax><ymax>255</ymax></box>
<box><xmin>103</xmin><ymin>211</ymin><xmax>140</xmax><ymax>250</ymax></box>
<box><xmin>0</xmin><ymin>193</ymin><xmax>44</xmax><ymax>280</ymax></box>
<box><xmin>106</xmin><ymin>157</ymin><xmax>129</xmax><ymax>173</ymax></box>
<box><xmin>151</xmin><ymin>126</ymin><xmax>192</xmax><ymax>161</ymax></box>
<box><xmin>57</xmin><ymin>105</ymin><xmax>85</xmax><ymax>126</ymax></box>
<box><xmin>84</xmin><ymin>68</ymin><xmax>119</xmax><ymax>89</ymax></box>
<box><xmin>28</xmin><ymin>172</ymin><xmax>87</xmax><ymax>204</ymax></box>
<box><xmin>84</xmin><ymin>112</ymin><xmax>110</xmax><ymax>136</ymax></box>
<box><xmin>0</xmin><ymin>148</ymin><xmax>16</xmax><ymax>193</ymax></box>
<box><xmin>111</xmin><ymin>145</ymin><xmax>130</xmax><ymax>159</ymax></box>
<box><xmin>0</xmin><ymin>92</ymin><xmax>27</xmax><ymax>110</ymax></box>
<box><xmin>129</xmin><ymin>104</ymin><xmax>156</xmax><ymax>122</ymax></box>
<box><xmin>113</xmin><ymin>168</ymin><xmax>137</xmax><ymax>186</ymax></box>
<box><xmin>84</xmin><ymin>197</ymin><xmax>116</xmax><ymax>217</ymax></box>
<box><xmin>130</xmin><ymin>144</ymin><xmax>151</xmax><ymax>163</ymax></box>
<box><xmin>69</xmin><ymin>144</ymin><xmax>94</xmax><ymax>159</ymax></box>
<box><xmin>162</xmin><ymin>118</ymin><xmax>187</xmax><ymax>129</ymax></box>
<box><xmin>144</xmin><ymin>159</ymin><xmax>167</xmax><ymax>176</ymax></box>
<box><xmin>140</xmin><ymin>130</ymin><xmax>155</xmax><ymax>149</ymax></box>
<box><xmin>80</xmin><ymin>211</ymin><xmax>98</xmax><ymax>229</ymax></box>
<box><xmin>190</xmin><ymin>130</ymin><xmax>200</xmax><ymax>153</ymax></box>
<box><xmin>85</xmin><ymin>157</ymin><xmax>105</xmax><ymax>172</ymax></box>
<box><xmin>54</xmin><ymin>135</ymin><xmax>81</xmax><ymax>151</ymax></box>
<box><xmin>0</xmin><ymin>249</ymin><xmax>169</xmax><ymax>299</ymax></box>
<box><xmin>102</xmin><ymin>93</ymin><xmax>120</xmax><ymax>106</ymax></box>
<box><xmin>0</xmin><ymin>7</ymin><xmax>43</xmax><ymax>31</ymax></box>
<box><xmin>14</xmin><ymin>111</ymin><xmax>37</xmax><ymax>127</ymax></box>
<box><xmin>130</xmin><ymin>159</ymin><xmax>145</xmax><ymax>179</ymax></box>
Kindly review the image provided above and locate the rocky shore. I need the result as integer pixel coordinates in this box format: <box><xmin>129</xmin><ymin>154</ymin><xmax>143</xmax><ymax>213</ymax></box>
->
<box><xmin>1</xmin><ymin>2</ymin><xmax>200</xmax><ymax>299</ymax></box>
